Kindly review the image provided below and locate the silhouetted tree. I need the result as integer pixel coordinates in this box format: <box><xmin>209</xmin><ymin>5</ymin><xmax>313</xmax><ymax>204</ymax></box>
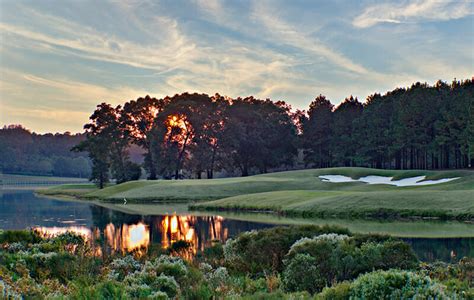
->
<box><xmin>303</xmin><ymin>95</ymin><xmax>334</xmax><ymax>168</ymax></box>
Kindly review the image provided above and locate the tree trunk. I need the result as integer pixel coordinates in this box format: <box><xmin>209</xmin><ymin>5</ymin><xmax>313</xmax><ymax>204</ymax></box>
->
<box><xmin>175</xmin><ymin>132</ymin><xmax>191</xmax><ymax>179</ymax></box>
<box><xmin>242</xmin><ymin>164</ymin><xmax>249</xmax><ymax>177</ymax></box>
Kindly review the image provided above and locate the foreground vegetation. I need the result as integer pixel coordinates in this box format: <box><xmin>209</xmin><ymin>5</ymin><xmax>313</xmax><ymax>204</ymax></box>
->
<box><xmin>1</xmin><ymin>226</ymin><xmax>472</xmax><ymax>299</ymax></box>
<box><xmin>39</xmin><ymin>167</ymin><xmax>474</xmax><ymax>221</ymax></box>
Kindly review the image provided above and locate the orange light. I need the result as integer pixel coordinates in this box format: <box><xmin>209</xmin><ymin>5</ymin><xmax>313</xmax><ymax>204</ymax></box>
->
<box><xmin>170</xmin><ymin>215</ymin><xmax>178</xmax><ymax>234</ymax></box>
<box><xmin>33</xmin><ymin>226</ymin><xmax>91</xmax><ymax>241</ymax></box>
<box><xmin>122</xmin><ymin>222</ymin><xmax>150</xmax><ymax>253</ymax></box>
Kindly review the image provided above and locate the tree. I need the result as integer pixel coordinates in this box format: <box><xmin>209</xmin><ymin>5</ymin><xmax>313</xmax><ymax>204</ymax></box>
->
<box><xmin>220</xmin><ymin>97</ymin><xmax>297</xmax><ymax>176</ymax></box>
<box><xmin>187</xmin><ymin>94</ymin><xmax>228</xmax><ymax>179</ymax></box>
<box><xmin>73</xmin><ymin>103</ymin><xmax>135</xmax><ymax>187</ymax></box>
<box><xmin>122</xmin><ymin>96</ymin><xmax>169</xmax><ymax>179</ymax></box>
<box><xmin>150</xmin><ymin>93</ymin><xmax>215</xmax><ymax>179</ymax></box>
<box><xmin>0</xmin><ymin>125</ymin><xmax>91</xmax><ymax>177</ymax></box>
<box><xmin>332</xmin><ymin>96</ymin><xmax>363</xmax><ymax>167</ymax></box>
<box><xmin>303</xmin><ymin>95</ymin><xmax>334</xmax><ymax>168</ymax></box>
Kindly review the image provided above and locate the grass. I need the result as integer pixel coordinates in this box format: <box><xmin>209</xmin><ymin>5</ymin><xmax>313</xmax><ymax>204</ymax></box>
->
<box><xmin>193</xmin><ymin>189</ymin><xmax>474</xmax><ymax>220</ymax></box>
<box><xmin>2</xmin><ymin>174</ymin><xmax>88</xmax><ymax>189</ymax></box>
<box><xmin>37</xmin><ymin>183</ymin><xmax>98</xmax><ymax>198</ymax></box>
<box><xmin>38</xmin><ymin>167</ymin><xmax>474</xmax><ymax>221</ymax></box>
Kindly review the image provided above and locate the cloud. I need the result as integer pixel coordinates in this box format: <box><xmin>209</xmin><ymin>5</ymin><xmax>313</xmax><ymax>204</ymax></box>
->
<box><xmin>1</xmin><ymin>69</ymin><xmax>151</xmax><ymax>111</ymax></box>
<box><xmin>0</xmin><ymin>6</ymin><xmax>305</xmax><ymax>101</ymax></box>
<box><xmin>353</xmin><ymin>0</ymin><xmax>473</xmax><ymax>28</ymax></box>
<box><xmin>251</xmin><ymin>2</ymin><xmax>370</xmax><ymax>75</ymax></box>
<box><xmin>0</xmin><ymin>70</ymin><xmax>155</xmax><ymax>132</ymax></box>
<box><xmin>0</xmin><ymin>10</ymin><xmax>198</xmax><ymax>73</ymax></box>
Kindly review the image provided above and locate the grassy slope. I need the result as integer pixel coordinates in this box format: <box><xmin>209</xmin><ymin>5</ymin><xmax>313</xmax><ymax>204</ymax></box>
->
<box><xmin>39</xmin><ymin>167</ymin><xmax>474</xmax><ymax>220</ymax></box>
<box><xmin>190</xmin><ymin>168</ymin><xmax>474</xmax><ymax>220</ymax></box>
<box><xmin>194</xmin><ymin>189</ymin><xmax>474</xmax><ymax>219</ymax></box>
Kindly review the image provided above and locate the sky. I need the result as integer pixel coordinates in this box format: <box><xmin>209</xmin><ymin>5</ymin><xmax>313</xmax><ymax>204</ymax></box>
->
<box><xmin>0</xmin><ymin>0</ymin><xmax>473</xmax><ymax>134</ymax></box>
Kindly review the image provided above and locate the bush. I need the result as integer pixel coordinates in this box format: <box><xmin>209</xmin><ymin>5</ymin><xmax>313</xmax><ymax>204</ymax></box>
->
<box><xmin>380</xmin><ymin>240</ymin><xmax>418</xmax><ymax>270</ymax></box>
<box><xmin>0</xmin><ymin>230</ymin><xmax>42</xmax><ymax>244</ymax></box>
<box><xmin>198</xmin><ymin>241</ymin><xmax>224</xmax><ymax>267</ymax></box>
<box><xmin>223</xmin><ymin>225</ymin><xmax>350</xmax><ymax>275</ymax></box>
<box><xmin>282</xmin><ymin>234</ymin><xmax>420</xmax><ymax>294</ymax></box>
<box><xmin>350</xmin><ymin>270</ymin><xmax>449</xmax><ymax>299</ymax></box>
<box><xmin>121</xmin><ymin>256</ymin><xmax>185</xmax><ymax>298</ymax></box>
<box><xmin>282</xmin><ymin>254</ymin><xmax>325</xmax><ymax>294</ymax></box>
<box><xmin>317</xmin><ymin>281</ymin><xmax>351</xmax><ymax>300</ymax></box>
<box><xmin>108</xmin><ymin>256</ymin><xmax>142</xmax><ymax>281</ymax></box>
<box><xmin>153</xmin><ymin>255</ymin><xmax>188</xmax><ymax>283</ymax></box>
<box><xmin>71</xmin><ymin>280</ymin><xmax>127</xmax><ymax>299</ymax></box>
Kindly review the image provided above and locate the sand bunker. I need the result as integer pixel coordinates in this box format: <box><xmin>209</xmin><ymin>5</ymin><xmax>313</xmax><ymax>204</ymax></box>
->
<box><xmin>318</xmin><ymin>175</ymin><xmax>459</xmax><ymax>187</ymax></box>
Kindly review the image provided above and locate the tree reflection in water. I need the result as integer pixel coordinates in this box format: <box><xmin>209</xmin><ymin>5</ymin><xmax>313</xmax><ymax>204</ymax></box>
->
<box><xmin>33</xmin><ymin>206</ymin><xmax>271</xmax><ymax>259</ymax></box>
<box><xmin>22</xmin><ymin>201</ymin><xmax>474</xmax><ymax>263</ymax></box>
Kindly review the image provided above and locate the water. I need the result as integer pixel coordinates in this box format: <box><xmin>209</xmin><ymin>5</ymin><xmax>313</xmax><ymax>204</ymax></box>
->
<box><xmin>0</xmin><ymin>189</ymin><xmax>472</xmax><ymax>261</ymax></box>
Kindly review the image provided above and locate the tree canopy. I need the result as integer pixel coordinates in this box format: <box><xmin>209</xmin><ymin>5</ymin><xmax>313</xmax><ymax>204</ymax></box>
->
<box><xmin>3</xmin><ymin>78</ymin><xmax>471</xmax><ymax>187</ymax></box>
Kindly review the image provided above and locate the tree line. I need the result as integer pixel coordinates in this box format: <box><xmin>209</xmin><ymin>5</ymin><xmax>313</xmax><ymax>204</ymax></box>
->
<box><xmin>303</xmin><ymin>79</ymin><xmax>473</xmax><ymax>170</ymax></box>
<box><xmin>74</xmin><ymin>78</ymin><xmax>473</xmax><ymax>188</ymax></box>
<box><xmin>0</xmin><ymin>125</ymin><xmax>91</xmax><ymax>177</ymax></box>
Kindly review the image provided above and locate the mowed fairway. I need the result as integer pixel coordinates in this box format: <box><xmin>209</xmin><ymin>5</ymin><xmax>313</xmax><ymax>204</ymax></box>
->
<box><xmin>40</xmin><ymin>167</ymin><xmax>474</xmax><ymax>220</ymax></box>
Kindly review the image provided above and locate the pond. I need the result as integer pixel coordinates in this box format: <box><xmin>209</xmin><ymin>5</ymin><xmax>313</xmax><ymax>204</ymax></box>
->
<box><xmin>1</xmin><ymin>189</ymin><xmax>472</xmax><ymax>262</ymax></box>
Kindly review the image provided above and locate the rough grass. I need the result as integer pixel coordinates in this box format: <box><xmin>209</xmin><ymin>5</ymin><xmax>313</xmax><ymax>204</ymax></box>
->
<box><xmin>39</xmin><ymin>167</ymin><xmax>474</xmax><ymax>220</ymax></box>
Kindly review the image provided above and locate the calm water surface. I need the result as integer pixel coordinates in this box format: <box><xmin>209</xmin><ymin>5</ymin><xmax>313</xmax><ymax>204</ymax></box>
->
<box><xmin>0</xmin><ymin>189</ymin><xmax>472</xmax><ymax>262</ymax></box>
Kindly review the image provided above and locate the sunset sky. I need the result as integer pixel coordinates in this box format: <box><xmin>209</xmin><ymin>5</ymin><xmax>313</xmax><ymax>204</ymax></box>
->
<box><xmin>1</xmin><ymin>0</ymin><xmax>473</xmax><ymax>133</ymax></box>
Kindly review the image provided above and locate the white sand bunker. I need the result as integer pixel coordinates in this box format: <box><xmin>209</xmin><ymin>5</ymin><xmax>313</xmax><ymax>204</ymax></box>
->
<box><xmin>318</xmin><ymin>175</ymin><xmax>460</xmax><ymax>187</ymax></box>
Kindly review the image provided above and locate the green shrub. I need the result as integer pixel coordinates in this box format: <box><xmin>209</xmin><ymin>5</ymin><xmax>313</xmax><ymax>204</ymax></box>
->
<box><xmin>198</xmin><ymin>241</ymin><xmax>224</xmax><ymax>267</ymax></box>
<box><xmin>282</xmin><ymin>234</ymin><xmax>420</xmax><ymax>294</ymax></box>
<box><xmin>71</xmin><ymin>281</ymin><xmax>127</xmax><ymax>299</ymax></box>
<box><xmin>0</xmin><ymin>230</ymin><xmax>42</xmax><ymax>244</ymax></box>
<box><xmin>282</xmin><ymin>253</ymin><xmax>325</xmax><ymax>294</ymax></box>
<box><xmin>50</xmin><ymin>232</ymin><xmax>86</xmax><ymax>246</ymax></box>
<box><xmin>350</xmin><ymin>270</ymin><xmax>449</xmax><ymax>299</ymax></box>
<box><xmin>317</xmin><ymin>281</ymin><xmax>351</xmax><ymax>300</ymax></box>
<box><xmin>122</xmin><ymin>258</ymin><xmax>182</xmax><ymax>298</ymax></box>
<box><xmin>380</xmin><ymin>240</ymin><xmax>418</xmax><ymax>270</ymax></box>
<box><xmin>223</xmin><ymin>225</ymin><xmax>350</xmax><ymax>275</ymax></box>
<box><xmin>183</xmin><ymin>284</ymin><xmax>213</xmax><ymax>300</ymax></box>
<box><xmin>108</xmin><ymin>256</ymin><xmax>142</xmax><ymax>281</ymax></box>
<box><xmin>154</xmin><ymin>274</ymin><xmax>180</xmax><ymax>298</ymax></box>
<box><xmin>153</xmin><ymin>255</ymin><xmax>188</xmax><ymax>283</ymax></box>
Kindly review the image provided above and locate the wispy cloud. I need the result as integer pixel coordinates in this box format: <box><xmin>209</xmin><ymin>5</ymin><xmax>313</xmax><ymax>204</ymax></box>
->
<box><xmin>0</xmin><ymin>70</ymin><xmax>153</xmax><ymax>132</ymax></box>
<box><xmin>251</xmin><ymin>2</ymin><xmax>370</xmax><ymax>75</ymax></box>
<box><xmin>0</xmin><ymin>19</ymin><xmax>197</xmax><ymax>73</ymax></box>
<box><xmin>353</xmin><ymin>0</ymin><xmax>473</xmax><ymax>28</ymax></box>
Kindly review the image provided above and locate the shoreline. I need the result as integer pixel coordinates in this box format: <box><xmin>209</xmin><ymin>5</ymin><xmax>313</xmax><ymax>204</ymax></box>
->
<box><xmin>29</xmin><ymin>190</ymin><xmax>474</xmax><ymax>238</ymax></box>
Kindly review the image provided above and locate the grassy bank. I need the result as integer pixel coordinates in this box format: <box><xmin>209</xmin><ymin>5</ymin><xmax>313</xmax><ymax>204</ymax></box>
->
<box><xmin>37</xmin><ymin>167</ymin><xmax>474</xmax><ymax>221</ymax></box>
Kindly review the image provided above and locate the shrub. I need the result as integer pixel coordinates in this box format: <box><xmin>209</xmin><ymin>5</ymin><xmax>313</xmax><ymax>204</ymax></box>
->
<box><xmin>108</xmin><ymin>256</ymin><xmax>142</xmax><ymax>281</ymax></box>
<box><xmin>71</xmin><ymin>280</ymin><xmax>127</xmax><ymax>299</ymax></box>
<box><xmin>317</xmin><ymin>281</ymin><xmax>351</xmax><ymax>300</ymax></box>
<box><xmin>198</xmin><ymin>241</ymin><xmax>224</xmax><ymax>267</ymax></box>
<box><xmin>0</xmin><ymin>230</ymin><xmax>42</xmax><ymax>244</ymax></box>
<box><xmin>122</xmin><ymin>257</ymin><xmax>183</xmax><ymax>298</ymax></box>
<box><xmin>282</xmin><ymin>254</ymin><xmax>325</xmax><ymax>294</ymax></box>
<box><xmin>51</xmin><ymin>232</ymin><xmax>86</xmax><ymax>246</ymax></box>
<box><xmin>223</xmin><ymin>225</ymin><xmax>350</xmax><ymax>275</ymax></box>
<box><xmin>154</xmin><ymin>255</ymin><xmax>188</xmax><ymax>282</ymax></box>
<box><xmin>282</xmin><ymin>235</ymin><xmax>420</xmax><ymax>294</ymax></box>
<box><xmin>380</xmin><ymin>240</ymin><xmax>418</xmax><ymax>270</ymax></box>
<box><xmin>350</xmin><ymin>270</ymin><xmax>449</xmax><ymax>299</ymax></box>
